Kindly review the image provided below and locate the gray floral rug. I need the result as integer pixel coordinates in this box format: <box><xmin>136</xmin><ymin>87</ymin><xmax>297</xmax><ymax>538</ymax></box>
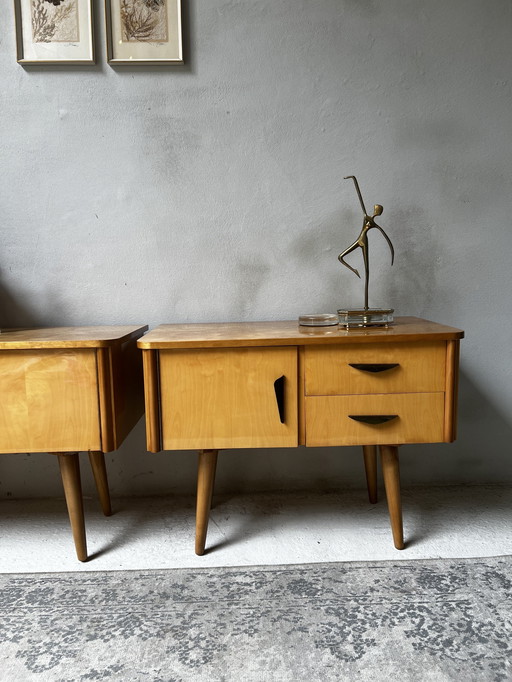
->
<box><xmin>1</xmin><ymin>556</ymin><xmax>511</xmax><ymax>681</ymax></box>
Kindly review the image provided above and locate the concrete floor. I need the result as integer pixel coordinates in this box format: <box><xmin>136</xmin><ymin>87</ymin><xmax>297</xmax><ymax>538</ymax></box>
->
<box><xmin>1</xmin><ymin>485</ymin><xmax>511</xmax><ymax>573</ymax></box>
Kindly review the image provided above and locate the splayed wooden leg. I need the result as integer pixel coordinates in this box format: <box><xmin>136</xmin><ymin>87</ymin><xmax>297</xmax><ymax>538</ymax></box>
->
<box><xmin>380</xmin><ymin>445</ymin><xmax>404</xmax><ymax>550</ymax></box>
<box><xmin>57</xmin><ymin>452</ymin><xmax>87</xmax><ymax>562</ymax></box>
<box><xmin>88</xmin><ymin>451</ymin><xmax>112</xmax><ymax>517</ymax></box>
<box><xmin>195</xmin><ymin>449</ymin><xmax>219</xmax><ymax>556</ymax></box>
<box><xmin>362</xmin><ymin>445</ymin><xmax>378</xmax><ymax>503</ymax></box>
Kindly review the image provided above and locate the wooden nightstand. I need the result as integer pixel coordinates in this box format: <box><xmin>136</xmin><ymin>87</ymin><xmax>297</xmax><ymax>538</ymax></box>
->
<box><xmin>138</xmin><ymin>317</ymin><xmax>463</xmax><ymax>554</ymax></box>
<box><xmin>0</xmin><ymin>325</ymin><xmax>148</xmax><ymax>561</ymax></box>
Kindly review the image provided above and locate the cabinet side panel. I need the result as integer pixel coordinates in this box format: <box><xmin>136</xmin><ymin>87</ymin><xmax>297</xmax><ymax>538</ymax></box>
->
<box><xmin>96</xmin><ymin>348</ymin><xmax>115</xmax><ymax>452</ymax></box>
<box><xmin>0</xmin><ymin>350</ymin><xmax>101</xmax><ymax>453</ymax></box>
<box><xmin>104</xmin><ymin>334</ymin><xmax>146</xmax><ymax>451</ymax></box>
<box><xmin>142</xmin><ymin>350</ymin><xmax>162</xmax><ymax>453</ymax></box>
<box><xmin>444</xmin><ymin>340</ymin><xmax>460</xmax><ymax>442</ymax></box>
<box><xmin>159</xmin><ymin>347</ymin><xmax>298</xmax><ymax>450</ymax></box>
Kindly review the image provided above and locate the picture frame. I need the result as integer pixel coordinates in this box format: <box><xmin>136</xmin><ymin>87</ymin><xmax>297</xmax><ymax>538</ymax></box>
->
<box><xmin>14</xmin><ymin>0</ymin><xmax>95</xmax><ymax>65</ymax></box>
<box><xmin>105</xmin><ymin>0</ymin><xmax>183</xmax><ymax>65</ymax></box>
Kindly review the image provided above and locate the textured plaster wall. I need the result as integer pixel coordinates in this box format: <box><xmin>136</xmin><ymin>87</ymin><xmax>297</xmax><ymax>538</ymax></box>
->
<box><xmin>1</xmin><ymin>0</ymin><xmax>511</xmax><ymax>498</ymax></box>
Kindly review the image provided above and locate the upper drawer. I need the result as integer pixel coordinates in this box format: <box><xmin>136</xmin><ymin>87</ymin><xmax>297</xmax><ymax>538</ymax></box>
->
<box><xmin>305</xmin><ymin>341</ymin><xmax>446</xmax><ymax>395</ymax></box>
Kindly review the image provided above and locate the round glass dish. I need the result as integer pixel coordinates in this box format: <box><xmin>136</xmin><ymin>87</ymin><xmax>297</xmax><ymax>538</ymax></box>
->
<box><xmin>298</xmin><ymin>313</ymin><xmax>339</xmax><ymax>327</ymax></box>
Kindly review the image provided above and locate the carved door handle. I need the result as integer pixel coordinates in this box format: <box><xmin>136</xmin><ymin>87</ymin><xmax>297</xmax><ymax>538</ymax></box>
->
<box><xmin>349</xmin><ymin>363</ymin><xmax>399</xmax><ymax>373</ymax></box>
<box><xmin>348</xmin><ymin>415</ymin><xmax>398</xmax><ymax>425</ymax></box>
<box><xmin>274</xmin><ymin>376</ymin><xmax>286</xmax><ymax>424</ymax></box>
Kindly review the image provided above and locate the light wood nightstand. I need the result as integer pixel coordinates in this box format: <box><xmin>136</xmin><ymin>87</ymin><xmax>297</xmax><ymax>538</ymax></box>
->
<box><xmin>0</xmin><ymin>325</ymin><xmax>148</xmax><ymax>561</ymax></box>
<box><xmin>138</xmin><ymin>317</ymin><xmax>463</xmax><ymax>555</ymax></box>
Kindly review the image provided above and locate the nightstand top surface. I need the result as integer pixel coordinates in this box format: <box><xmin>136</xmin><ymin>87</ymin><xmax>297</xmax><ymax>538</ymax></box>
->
<box><xmin>138</xmin><ymin>317</ymin><xmax>464</xmax><ymax>349</ymax></box>
<box><xmin>0</xmin><ymin>325</ymin><xmax>148</xmax><ymax>350</ymax></box>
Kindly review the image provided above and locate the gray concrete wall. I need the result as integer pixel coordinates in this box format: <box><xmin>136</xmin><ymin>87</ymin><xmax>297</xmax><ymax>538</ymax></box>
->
<box><xmin>1</xmin><ymin>0</ymin><xmax>511</xmax><ymax>498</ymax></box>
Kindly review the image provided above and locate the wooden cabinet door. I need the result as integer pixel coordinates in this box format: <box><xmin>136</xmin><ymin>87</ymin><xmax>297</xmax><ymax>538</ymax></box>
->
<box><xmin>0</xmin><ymin>350</ymin><xmax>101</xmax><ymax>453</ymax></box>
<box><xmin>159</xmin><ymin>347</ymin><xmax>298</xmax><ymax>450</ymax></box>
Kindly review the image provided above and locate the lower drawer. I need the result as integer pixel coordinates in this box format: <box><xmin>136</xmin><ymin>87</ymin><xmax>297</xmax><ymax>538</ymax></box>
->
<box><xmin>305</xmin><ymin>393</ymin><xmax>445</xmax><ymax>446</ymax></box>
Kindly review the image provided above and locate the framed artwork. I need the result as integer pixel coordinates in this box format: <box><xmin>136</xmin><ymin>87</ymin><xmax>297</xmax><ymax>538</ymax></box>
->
<box><xmin>105</xmin><ymin>0</ymin><xmax>183</xmax><ymax>65</ymax></box>
<box><xmin>14</xmin><ymin>0</ymin><xmax>95</xmax><ymax>64</ymax></box>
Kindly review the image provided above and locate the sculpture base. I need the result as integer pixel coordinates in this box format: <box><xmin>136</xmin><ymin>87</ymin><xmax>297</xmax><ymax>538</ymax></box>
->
<box><xmin>337</xmin><ymin>308</ymin><xmax>394</xmax><ymax>329</ymax></box>
<box><xmin>298</xmin><ymin>313</ymin><xmax>339</xmax><ymax>327</ymax></box>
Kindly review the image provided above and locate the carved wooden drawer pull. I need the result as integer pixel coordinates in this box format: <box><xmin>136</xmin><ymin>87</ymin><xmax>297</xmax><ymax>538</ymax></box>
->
<box><xmin>349</xmin><ymin>363</ymin><xmax>399</xmax><ymax>373</ymax></box>
<box><xmin>348</xmin><ymin>414</ymin><xmax>398</xmax><ymax>425</ymax></box>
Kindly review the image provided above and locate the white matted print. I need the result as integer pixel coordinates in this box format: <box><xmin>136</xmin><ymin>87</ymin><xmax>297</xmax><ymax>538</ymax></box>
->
<box><xmin>106</xmin><ymin>0</ymin><xmax>183</xmax><ymax>64</ymax></box>
<box><xmin>14</xmin><ymin>0</ymin><xmax>95</xmax><ymax>64</ymax></box>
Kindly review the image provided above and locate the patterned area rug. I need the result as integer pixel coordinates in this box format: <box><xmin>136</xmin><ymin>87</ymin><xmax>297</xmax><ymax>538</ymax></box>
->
<box><xmin>1</xmin><ymin>556</ymin><xmax>511</xmax><ymax>681</ymax></box>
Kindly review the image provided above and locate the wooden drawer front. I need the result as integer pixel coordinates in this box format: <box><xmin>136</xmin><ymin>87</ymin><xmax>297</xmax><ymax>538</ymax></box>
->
<box><xmin>305</xmin><ymin>342</ymin><xmax>446</xmax><ymax>395</ymax></box>
<box><xmin>159</xmin><ymin>347</ymin><xmax>298</xmax><ymax>450</ymax></box>
<box><xmin>0</xmin><ymin>350</ymin><xmax>101</xmax><ymax>453</ymax></box>
<box><xmin>305</xmin><ymin>393</ymin><xmax>445</xmax><ymax>446</ymax></box>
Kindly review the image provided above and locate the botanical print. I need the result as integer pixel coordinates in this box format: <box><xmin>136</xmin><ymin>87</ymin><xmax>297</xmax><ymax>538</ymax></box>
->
<box><xmin>31</xmin><ymin>0</ymin><xmax>79</xmax><ymax>43</ymax></box>
<box><xmin>121</xmin><ymin>0</ymin><xmax>169</xmax><ymax>43</ymax></box>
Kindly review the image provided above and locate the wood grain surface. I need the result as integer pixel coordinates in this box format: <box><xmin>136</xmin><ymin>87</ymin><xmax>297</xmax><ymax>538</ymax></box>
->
<box><xmin>159</xmin><ymin>347</ymin><xmax>298</xmax><ymax>450</ymax></box>
<box><xmin>0</xmin><ymin>325</ymin><xmax>148</xmax><ymax>349</ymax></box>
<box><xmin>138</xmin><ymin>317</ymin><xmax>463</xmax><ymax>349</ymax></box>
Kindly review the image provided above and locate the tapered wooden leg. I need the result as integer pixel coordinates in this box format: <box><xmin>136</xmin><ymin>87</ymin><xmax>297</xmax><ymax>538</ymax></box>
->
<box><xmin>57</xmin><ymin>453</ymin><xmax>87</xmax><ymax>562</ymax></box>
<box><xmin>88</xmin><ymin>451</ymin><xmax>112</xmax><ymax>516</ymax></box>
<box><xmin>195</xmin><ymin>449</ymin><xmax>219</xmax><ymax>556</ymax></box>
<box><xmin>379</xmin><ymin>445</ymin><xmax>404</xmax><ymax>549</ymax></box>
<box><xmin>362</xmin><ymin>445</ymin><xmax>378</xmax><ymax>503</ymax></box>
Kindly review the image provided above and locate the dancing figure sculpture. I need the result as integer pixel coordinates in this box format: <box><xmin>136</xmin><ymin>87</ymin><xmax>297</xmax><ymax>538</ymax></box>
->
<box><xmin>338</xmin><ymin>176</ymin><xmax>395</xmax><ymax>311</ymax></box>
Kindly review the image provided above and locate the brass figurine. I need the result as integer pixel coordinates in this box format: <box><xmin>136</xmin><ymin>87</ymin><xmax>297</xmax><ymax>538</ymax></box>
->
<box><xmin>338</xmin><ymin>176</ymin><xmax>395</xmax><ymax>311</ymax></box>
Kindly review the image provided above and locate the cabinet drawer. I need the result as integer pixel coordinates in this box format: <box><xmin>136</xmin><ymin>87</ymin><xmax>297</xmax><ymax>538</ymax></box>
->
<box><xmin>159</xmin><ymin>347</ymin><xmax>298</xmax><ymax>450</ymax></box>
<box><xmin>305</xmin><ymin>342</ymin><xmax>446</xmax><ymax>395</ymax></box>
<box><xmin>305</xmin><ymin>393</ymin><xmax>445</xmax><ymax>446</ymax></box>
